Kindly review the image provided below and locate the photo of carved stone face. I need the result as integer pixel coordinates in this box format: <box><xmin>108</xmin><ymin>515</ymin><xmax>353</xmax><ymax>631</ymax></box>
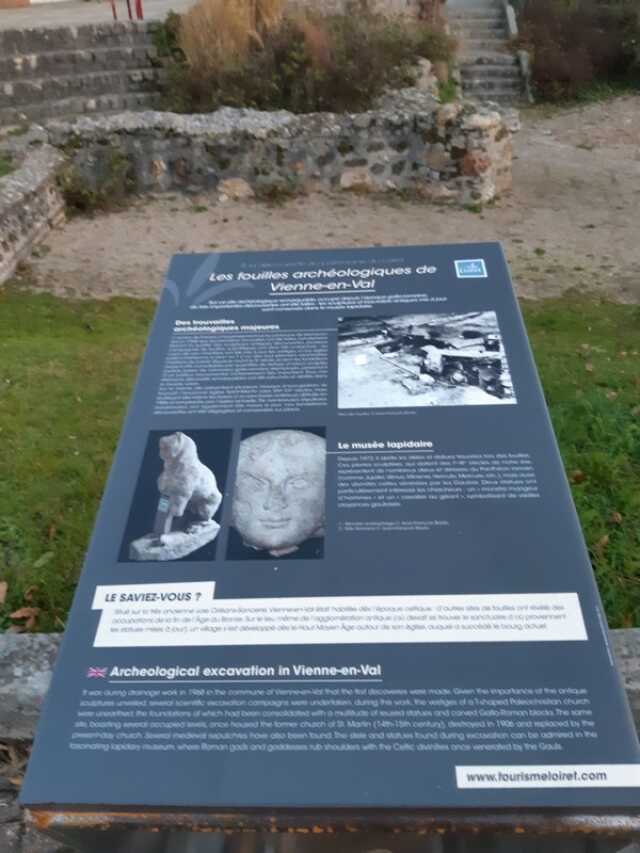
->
<box><xmin>229</xmin><ymin>428</ymin><xmax>326</xmax><ymax>560</ymax></box>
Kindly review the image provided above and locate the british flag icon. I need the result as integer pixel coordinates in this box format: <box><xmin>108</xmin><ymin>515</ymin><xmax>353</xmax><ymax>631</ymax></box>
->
<box><xmin>86</xmin><ymin>667</ymin><xmax>108</xmax><ymax>679</ymax></box>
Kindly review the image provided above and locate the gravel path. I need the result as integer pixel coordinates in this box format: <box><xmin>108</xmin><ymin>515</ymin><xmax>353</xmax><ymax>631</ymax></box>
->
<box><xmin>25</xmin><ymin>96</ymin><xmax>640</xmax><ymax>303</ymax></box>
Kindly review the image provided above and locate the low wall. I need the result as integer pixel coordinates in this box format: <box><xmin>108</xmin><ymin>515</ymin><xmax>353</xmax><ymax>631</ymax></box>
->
<box><xmin>0</xmin><ymin>93</ymin><xmax>517</xmax><ymax>285</ymax></box>
<box><xmin>47</xmin><ymin>91</ymin><xmax>517</xmax><ymax>206</ymax></box>
<box><xmin>0</xmin><ymin>133</ymin><xmax>65</xmax><ymax>284</ymax></box>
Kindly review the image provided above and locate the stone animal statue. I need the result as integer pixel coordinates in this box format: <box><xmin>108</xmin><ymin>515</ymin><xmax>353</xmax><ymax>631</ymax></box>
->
<box><xmin>157</xmin><ymin>432</ymin><xmax>222</xmax><ymax>537</ymax></box>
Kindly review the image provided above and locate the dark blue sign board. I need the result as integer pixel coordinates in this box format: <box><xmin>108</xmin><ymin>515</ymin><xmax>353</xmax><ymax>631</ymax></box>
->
<box><xmin>22</xmin><ymin>243</ymin><xmax>640</xmax><ymax>834</ymax></box>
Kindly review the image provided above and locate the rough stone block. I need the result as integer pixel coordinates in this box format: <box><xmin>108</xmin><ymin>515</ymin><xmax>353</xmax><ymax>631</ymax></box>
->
<box><xmin>425</xmin><ymin>142</ymin><xmax>450</xmax><ymax>171</ymax></box>
<box><xmin>22</xmin><ymin>824</ymin><xmax>74</xmax><ymax>853</ymax></box>
<box><xmin>0</xmin><ymin>139</ymin><xmax>65</xmax><ymax>286</ymax></box>
<box><xmin>611</xmin><ymin>630</ymin><xmax>640</xmax><ymax>731</ymax></box>
<box><xmin>339</xmin><ymin>166</ymin><xmax>373</xmax><ymax>191</ymax></box>
<box><xmin>0</xmin><ymin>821</ymin><xmax>21</xmax><ymax>853</ymax></box>
<box><xmin>0</xmin><ymin>634</ymin><xmax>61</xmax><ymax>740</ymax></box>
<box><xmin>218</xmin><ymin>177</ymin><xmax>254</xmax><ymax>201</ymax></box>
<box><xmin>462</xmin><ymin>109</ymin><xmax>502</xmax><ymax>131</ymax></box>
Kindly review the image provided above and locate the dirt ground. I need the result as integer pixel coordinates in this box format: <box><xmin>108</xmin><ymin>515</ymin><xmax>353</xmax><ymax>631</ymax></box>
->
<box><xmin>27</xmin><ymin>95</ymin><xmax>640</xmax><ymax>302</ymax></box>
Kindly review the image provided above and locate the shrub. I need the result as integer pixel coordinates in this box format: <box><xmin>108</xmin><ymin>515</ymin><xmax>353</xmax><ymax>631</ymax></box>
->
<box><xmin>157</xmin><ymin>1</ymin><xmax>456</xmax><ymax>114</ymax></box>
<box><xmin>57</xmin><ymin>148</ymin><xmax>135</xmax><ymax>215</ymax></box>
<box><xmin>517</xmin><ymin>0</ymin><xmax>640</xmax><ymax>101</ymax></box>
<box><xmin>178</xmin><ymin>0</ymin><xmax>284</xmax><ymax>85</ymax></box>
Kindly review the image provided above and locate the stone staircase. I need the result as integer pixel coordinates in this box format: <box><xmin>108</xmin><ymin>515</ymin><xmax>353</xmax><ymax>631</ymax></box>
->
<box><xmin>447</xmin><ymin>0</ymin><xmax>524</xmax><ymax>105</ymax></box>
<box><xmin>0</xmin><ymin>22</ymin><xmax>163</xmax><ymax>127</ymax></box>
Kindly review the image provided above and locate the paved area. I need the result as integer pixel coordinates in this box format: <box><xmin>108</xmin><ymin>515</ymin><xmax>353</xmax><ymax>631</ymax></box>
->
<box><xmin>0</xmin><ymin>0</ymin><xmax>194</xmax><ymax>30</ymax></box>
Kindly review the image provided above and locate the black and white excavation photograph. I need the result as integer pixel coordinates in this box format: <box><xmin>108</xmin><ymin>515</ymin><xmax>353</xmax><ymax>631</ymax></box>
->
<box><xmin>338</xmin><ymin>312</ymin><xmax>516</xmax><ymax>409</ymax></box>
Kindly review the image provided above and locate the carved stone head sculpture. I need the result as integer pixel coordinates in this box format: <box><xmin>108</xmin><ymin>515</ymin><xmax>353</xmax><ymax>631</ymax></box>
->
<box><xmin>231</xmin><ymin>429</ymin><xmax>326</xmax><ymax>557</ymax></box>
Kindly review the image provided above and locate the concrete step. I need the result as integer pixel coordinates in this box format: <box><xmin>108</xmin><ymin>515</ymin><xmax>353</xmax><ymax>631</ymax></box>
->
<box><xmin>463</xmin><ymin>52</ymin><xmax>520</xmax><ymax>66</ymax></box>
<box><xmin>0</xmin><ymin>90</ymin><xmax>162</xmax><ymax>125</ymax></box>
<box><xmin>463</xmin><ymin>86</ymin><xmax>523</xmax><ymax>102</ymax></box>
<box><xmin>461</xmin><ymin>64</ymin><xmax>521</xmax><ymax>79</ymax></box>
<box><xmin>463</xmin><ymin>81</ymin><xmax>523</xmax><ymax>96</ymax></box>
<box><xmin>459</xmin><ymin>37</ymin><xmax>510</xmax><ymax>51</ymax></box>
<box><xmin>470</xmin><ymin>93</ymin><xmax>525</xmax><ymax>104</ymax></box>
<box><xmin>447</xmin><ymin>0</ymin><xmax>503</xmax><ymax>10</ymax></box>
<box><xmin>450</xmin><ymin>20</ymin><xmax>507</xmax><ymax>33</ymax></box>
<box><xmin>448</xmin><ymin>10</ymin><xmax>504</xmax><ymax>20</ymax></box>
<box><xmin>0</xmin><ymin>21</ymin><xmax>153</xmax><ymax>56</ymax></box>
<box><xmin>453</xmin><ymin>28</ymin><xmax>508</xmax><ymax>42</ymax></box>
<box><xmin>0</xmin><ymin>67</ymin><xmax>161</xmax><ymax>108</ymax></box>
<box><xmin>462</xmin><ymin>80</ymin><xmax>522</xmax><ymax>93</ymax></box>
<box><xmin>0</xmin><ymin>44</ymin><xmax>158</xmax><ymax>82</ymax></box>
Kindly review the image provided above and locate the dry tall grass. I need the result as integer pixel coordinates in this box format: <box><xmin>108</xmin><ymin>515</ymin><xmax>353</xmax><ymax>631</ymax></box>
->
<box><xmin>296</xmin><ymin>14</ymin><xmax>333</xmax><ymax>70</ymax></box>
<box><xmin>179</xmin><ymin>0</ymin><xmax>284</xmax><ymax>77</ymax></box>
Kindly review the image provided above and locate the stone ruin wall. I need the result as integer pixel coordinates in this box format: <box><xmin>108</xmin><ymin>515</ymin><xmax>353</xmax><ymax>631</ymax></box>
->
<box><xmin>47</xmin><ymin>93</ymin><xmax>516</xmax><ymax>207</ymax></box>
<box><xmin>0</xmin><ymin>134</ymin><xmax>65</xmax><ymax>285</ymax></box>
<box><xmin>0</xmin><ymin>93</ymin><xmax>517</xmax><ymax>284</ymax></box>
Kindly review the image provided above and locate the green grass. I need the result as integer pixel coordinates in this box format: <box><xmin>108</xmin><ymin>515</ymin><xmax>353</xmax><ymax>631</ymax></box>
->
<box><xmin>437</xmin><ymin>78</ymin><xmax>459</xmax><ymax>104</ymax></box>
<box><xmin>523</xmin><ymin>294</ymin><xmax>640</xmax><ymax>628</ymax></box>
<box><xmin>571</xmin><ymin>81</ymin><xmax>638</xmax><ymax>105</ymax></box>
<box><xmin>0</xmin><ymin>287</ymin><xmax>638</xmax><ymax>631</ymax></box>
<box><xmin>523</xmin><ymin>81</ymin><xmax>638</xmax><ymax>119</ymax></box>
<box><xmin>0</xmin><ymin>286</ymin><xmax>152</xmax><ymax>631</ymax></box>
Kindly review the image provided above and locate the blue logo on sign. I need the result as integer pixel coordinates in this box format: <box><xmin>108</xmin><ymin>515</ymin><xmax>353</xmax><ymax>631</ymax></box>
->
<box><xmin>455</xmin><ymin>259</ymin><xmax>487</xmax><ymax>278</ymax></box>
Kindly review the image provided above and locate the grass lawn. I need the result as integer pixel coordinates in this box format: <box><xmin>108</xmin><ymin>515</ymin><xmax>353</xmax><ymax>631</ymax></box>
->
<box><xmin>0</xmin><ymin>285</ymin><xmax>638</xmax><ymax>631</ymax></box>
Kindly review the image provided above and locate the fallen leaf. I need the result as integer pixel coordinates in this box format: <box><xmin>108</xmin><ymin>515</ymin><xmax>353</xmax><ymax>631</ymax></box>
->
<box><xmin>0</xmin><ymin>581</ymin><xmax>6</xmax><ymax>605</ymax></box>
<box><xmin>605</xmin><ymin>390</ymin><xmax>618</xmax><ymax>400</ymax></box>
<box><xmin>47</xmin><ymin>525</ymin><xmax>56</xmax><ymax>541</ymax></box>
<box><xmin>632</xmin><ymin>406</ymin><xmax>640</xmax><ymax>417</ymax></box>
<box><xmin>9</xmin><ymin>606</ymin><xmax>40</xmax><ymax>631</ymax></box>
<box><xmin>10</xmin><ymin>607</ymin><xmax>36</xmax><ymax>619</ymax></box>
<box><xmin>570</xmin><ymin>470</ymin><xmax>586</xmax><ymax>484</ymax></box>
<box><xmin>609</xmin><ymin>511</ymin><xmax>623</xmax><ymax>525</ymax></box>
<box><xmin>585</xmin><ymin>362</ymin><xmax>594</xmax><ymax>372</ymax></box>
<box><xmin>594</xmin><ymin>534</ymin><xmax>610</xmax><ymax>555</ymax></box>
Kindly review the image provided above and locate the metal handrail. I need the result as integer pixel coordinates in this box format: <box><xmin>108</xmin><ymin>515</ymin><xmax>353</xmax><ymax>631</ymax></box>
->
<box><xmin>108</xmin><ymin>0</ymin><xmax>144</xmax><ymax>21</ymax></box>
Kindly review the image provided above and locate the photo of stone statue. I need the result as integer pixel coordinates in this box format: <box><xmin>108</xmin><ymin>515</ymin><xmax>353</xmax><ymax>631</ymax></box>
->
<box><xmin>338</xmin><ymin>311</ymin><xmax>516</xmax><ymax>409</ymax></box>
<box><xmin>229</xmin><ymin>428</ymin><xmax>326</xmax><ymax>560</ymax></box>
<box><xmin>128</xmin><ymin>431</ymin><xmax>223</xmax><ymax>561</ymax></box>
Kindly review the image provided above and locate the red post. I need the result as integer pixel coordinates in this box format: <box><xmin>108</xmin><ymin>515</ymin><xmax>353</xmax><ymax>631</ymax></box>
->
<box><xmin>109</xmin><ymin>0</ymin><xmax>117</xmax><ymax>19</ymax></box>
<box><xmin>135</xmin><ymin>0</ymin><xmax>143</xmax><ymax>19</ymax></box>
